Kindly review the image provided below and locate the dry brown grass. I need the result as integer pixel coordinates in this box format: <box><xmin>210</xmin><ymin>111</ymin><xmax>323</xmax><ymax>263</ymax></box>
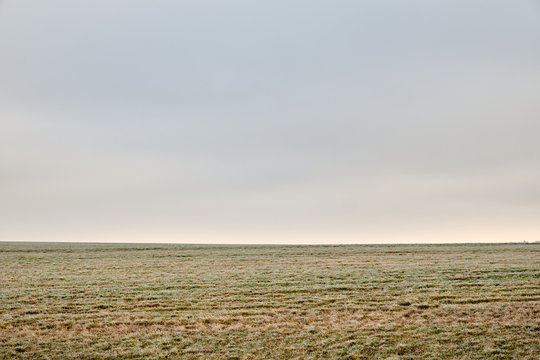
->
<box><xmin>1</xmin><ymin>242</ymin><xmax>539</xmax><ymax>359</ymax></box>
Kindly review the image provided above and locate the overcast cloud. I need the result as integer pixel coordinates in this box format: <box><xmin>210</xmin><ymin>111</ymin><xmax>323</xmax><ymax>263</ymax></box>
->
<box><xmin>1</xmin><ymin>0</ymin><xmax>540</xmax><ymax>243</ymax></box>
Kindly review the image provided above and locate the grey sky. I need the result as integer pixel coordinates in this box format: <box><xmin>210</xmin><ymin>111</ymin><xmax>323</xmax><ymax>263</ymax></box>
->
<box><xmin>1</xmin><ymin>1</ymin><xmax>539</xmax><ymax>243</ymax></box>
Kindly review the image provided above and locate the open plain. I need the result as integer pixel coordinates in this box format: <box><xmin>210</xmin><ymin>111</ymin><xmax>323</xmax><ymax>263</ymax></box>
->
<box><xmin>1</xmin><ymin>242</ymin><xmax>539</xmax><ymax>359</ymax></box>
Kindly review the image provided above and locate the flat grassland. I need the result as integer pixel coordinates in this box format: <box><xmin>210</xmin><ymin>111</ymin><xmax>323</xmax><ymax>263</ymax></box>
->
<box><xmin>1</xmin><ymin>243</ymin><xmax>539</xmax><ymax>359</ymax></box>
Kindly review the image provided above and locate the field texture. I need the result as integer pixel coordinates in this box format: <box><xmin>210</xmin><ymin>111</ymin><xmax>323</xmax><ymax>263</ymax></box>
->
<box><xmin>1</xmin><ymin>243</ymin><xmax>539</xmax><ymax>359</ymax></box>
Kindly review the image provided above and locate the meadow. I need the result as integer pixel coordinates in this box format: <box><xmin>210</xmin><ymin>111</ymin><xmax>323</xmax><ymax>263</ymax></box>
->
<box><xmin>1</xmin><ymin>242</ymin><xmax>539</xmax><ymax>359</ymax></box>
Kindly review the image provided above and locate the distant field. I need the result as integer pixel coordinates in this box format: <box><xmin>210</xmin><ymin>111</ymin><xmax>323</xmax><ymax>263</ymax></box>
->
<box><xmin>1</xmin><ymin>243</ymin><xmax>539</xmax><ymax>359</ymax></box>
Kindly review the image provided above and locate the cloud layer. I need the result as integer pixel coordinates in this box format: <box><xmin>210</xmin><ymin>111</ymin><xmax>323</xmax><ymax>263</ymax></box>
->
<box><xmin>1</xmin><ymin>1</ymin><xmax>539</xmax><ymax>243</ymax></box>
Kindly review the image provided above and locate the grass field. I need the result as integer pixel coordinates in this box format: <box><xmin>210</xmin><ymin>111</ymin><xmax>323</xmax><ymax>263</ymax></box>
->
<box><xmin>1</xmin><ymin>242</ymin><xmax>539</xmax><ymax>359</ymax></box>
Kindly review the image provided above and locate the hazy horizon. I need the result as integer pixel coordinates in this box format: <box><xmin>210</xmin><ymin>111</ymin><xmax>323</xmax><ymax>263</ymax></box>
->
<box><xmin>1</xmin><ymin>1</ymin><xmax>540</xmax><ymax>244</ymax></box>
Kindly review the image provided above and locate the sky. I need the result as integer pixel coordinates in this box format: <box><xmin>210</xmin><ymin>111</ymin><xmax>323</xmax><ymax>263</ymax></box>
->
<box><xmin>1</xmin><ymin>1</ymin><xmax>540</xmax><ymax>244</ymax></box>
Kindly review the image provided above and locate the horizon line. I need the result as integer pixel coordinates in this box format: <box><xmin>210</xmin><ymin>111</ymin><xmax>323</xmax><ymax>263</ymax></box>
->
<box><xmin>1</xmin><ymin>240</ymin><xmax>538</xmax><ymax>246</ymax></box>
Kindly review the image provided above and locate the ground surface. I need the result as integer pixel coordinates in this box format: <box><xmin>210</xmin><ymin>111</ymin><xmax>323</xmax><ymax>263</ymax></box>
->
<box><xmin>0</xmin><ymin>242</ymin><xmax>539</xmax><ymax>359</ymax></box>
